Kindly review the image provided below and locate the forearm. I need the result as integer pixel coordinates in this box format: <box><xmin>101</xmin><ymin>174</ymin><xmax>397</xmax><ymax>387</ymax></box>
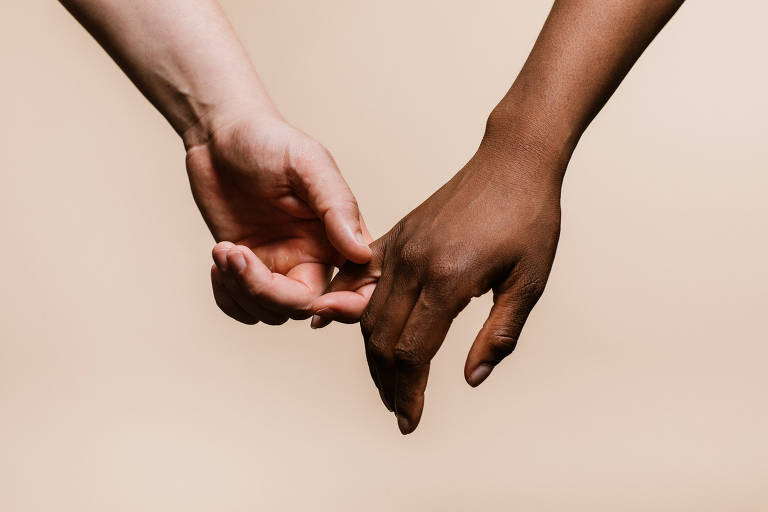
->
<box><xmin>486</xmin><ymin>0</ymin><xmax>685</xmax><ymax>171</ymax></box>
<box><xmin>60</xmin><ymin>0</ymin><xmax>278</xmax><ymax>147</ymax></box>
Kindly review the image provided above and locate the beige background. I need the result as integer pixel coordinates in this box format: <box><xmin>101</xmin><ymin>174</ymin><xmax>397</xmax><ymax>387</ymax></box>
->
<box><xmin>2</xmin><ymin>1</ymin><xmax>767</xmax><ymax>510</ymax></box>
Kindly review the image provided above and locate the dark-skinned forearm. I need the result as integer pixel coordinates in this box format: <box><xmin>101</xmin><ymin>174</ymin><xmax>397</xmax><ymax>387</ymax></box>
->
<box><xmin>486</xmin><ymin>0</ymin><xmax>685</xmax><ymax>174</ymax></box>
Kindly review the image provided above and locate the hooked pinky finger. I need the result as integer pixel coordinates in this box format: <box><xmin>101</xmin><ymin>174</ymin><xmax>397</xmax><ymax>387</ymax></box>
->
<box><xmin>310</xmin><ymin>284</ymin><xmax>376</xmax><ymax>328</ymax></box>
<box><xmin>211</xmin><ymin>266</ymin><xmax>259</xmax><ymax>325</ymax></box>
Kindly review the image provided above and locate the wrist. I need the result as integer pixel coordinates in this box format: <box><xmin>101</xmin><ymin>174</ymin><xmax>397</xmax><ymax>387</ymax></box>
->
<box><xmin>181</xmin><ymin>94</ymin><xmax>282</xmax><ymax>150</ymax></box>
<box><xmin>476</xmin><ymin>94</ymin><xmax>582</xmax><ymax>192</ymax></box>
<box><xmin>483</xmin><ymin>102</ymin><xmax>579</xmax><ymax>166</ymax></box>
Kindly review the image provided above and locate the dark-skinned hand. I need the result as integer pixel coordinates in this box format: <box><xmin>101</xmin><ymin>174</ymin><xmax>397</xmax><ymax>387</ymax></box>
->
<box><xmin>310</xmin><ymin>126</ymin><xmax>566</xmax><ymax>434</ymax></box>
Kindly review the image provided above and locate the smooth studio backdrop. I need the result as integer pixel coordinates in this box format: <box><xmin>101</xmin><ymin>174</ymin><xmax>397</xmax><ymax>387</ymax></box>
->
<box><xmin>2</xmin><ymin>1</ymin><xmax>767</xmax><ymax>510</ymax></box>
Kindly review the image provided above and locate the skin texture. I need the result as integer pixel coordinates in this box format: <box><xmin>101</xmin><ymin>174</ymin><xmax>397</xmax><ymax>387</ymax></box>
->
<box><xmin>60</xmin><ymin>0</ymin><xmax>372</xmax><ymax>321</ymax></box>
<box><xmin>312</xmin><ymin>0</ymin><xmax>686</xmax><ymax>434</ymax></box>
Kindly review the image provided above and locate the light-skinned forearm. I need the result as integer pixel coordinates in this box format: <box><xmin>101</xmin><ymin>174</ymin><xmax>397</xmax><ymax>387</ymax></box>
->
<box><xmin>60</xmin><ymin>0</ymin><xmax>278</xmax><ymax>147</ymax></box>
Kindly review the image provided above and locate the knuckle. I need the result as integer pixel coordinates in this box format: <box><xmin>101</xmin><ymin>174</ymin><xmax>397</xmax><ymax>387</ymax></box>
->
<box><xmin>392</xmin><ymin>344</ymin><xmax>428</xmax><ymax>368</ymax></box>
<box><xmin>516</xmin><ymin>273</ymin><xmax>548</xmax><ymax>304</ymax></box>
<box><xmin>416</xmin><ymin>287</ymin><xmax>451</xmax><ymax>314</ymax></box>
<box><xmin>507</xmin><ymin>263</ymin><xmax>549</xmax><ymax>306</ymax></box>
<box><xmin>366</xmin><ymin>337</ymin><xmax>390</xmax><ymax>362</ymax></box>
<box><xmin>313</xmin><ymin>141</ymin><xmax>334</xmax><ymax>162</ymax></box>
<box><xmin>423</xmin><ymin>269</ymin><xmax>467</xmax><ymax>306</ymax></box>
<box><xmin>426</xmin><ymin>256</ymin><xmax>461</xmax><ymax>282</ymax></box>
<box><xmin>398</xmin><ymin>240</ymin><xmax>428</xmax><ymax>270</ymax></box>
<box><xmin>335</xmin><ymin>196</ymin><xmax>359</xmax><ymax>214</ymax></box>
<box><xmin>487</xmin><ymin>334</ymin><xmax>518</xmax><ymax>355</ymax></box>
<box><xmin>325</xmin><ymin>197</ymin><xmax>360</xmax><ymax>224</ymax></box>
<box><xmin>292</xmin><ymin>139</ymin><xmax>327</xmax><ymax>168</ymax></box>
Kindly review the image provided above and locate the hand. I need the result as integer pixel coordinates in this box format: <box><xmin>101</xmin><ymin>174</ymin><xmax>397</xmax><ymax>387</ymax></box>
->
<box><xmin>185</xmin><ymin>105</ymin><xmax>372</xmax><ymax>325</ymax></box>
<box><xmin>310</xmin><ymin>125</ymin><xmax>566</xmax><ymax>433</ymax></box>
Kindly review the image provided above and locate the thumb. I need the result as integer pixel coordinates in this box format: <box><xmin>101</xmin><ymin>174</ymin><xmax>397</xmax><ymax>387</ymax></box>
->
<box><xmin>464</xmin><ymin>275</ymin><xmax>546</xmax><ymax>387</ymax></box>
<box><xmin>295</xmin><ymin>145</ymin><xmax>372</xmax><ymax>264</ymax></box>
<box><xmin>309</xmin><ymin>242</ymin><xmax>383</xmax><ymax>328</ymax></box>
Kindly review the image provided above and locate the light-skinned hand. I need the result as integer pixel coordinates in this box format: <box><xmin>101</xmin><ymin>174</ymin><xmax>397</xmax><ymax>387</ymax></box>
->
<box><xmin>187</xmin><ymin>107</ymin><xmax>372</xmax><ymax>324</ymax></box>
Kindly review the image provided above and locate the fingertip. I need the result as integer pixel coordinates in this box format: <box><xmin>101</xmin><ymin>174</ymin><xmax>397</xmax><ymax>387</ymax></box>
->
<box><xmin>351</xmin><ymin>232</ymin><xmax>373</xmax><ymax>263</ymax></box>
<box><xmin>324</xmin><ymin>210</ymin><xmax>373</xmax><ymax>265</ymax></box>
<box><xmin>396</xmin><ymin>413</ymin><xmax>419</xmax><ymax>435</ymax></box>
<box><xmin>212</xmin><ymin>241</ymin><xmax>235</xmax><ymax>270</ymax></box>
<box><xmin>341</xmin><ymin>234</ymin><xmax>373</xmax><ymax>265</ymax></box>
<box><xmin>310</xmin><ymin>314</ymin><xmax>332</xmax><ymax>329</ymax></box>
<box><xmin>466</xmin><ymin>363</ymin><xmax>494</xmax><ymax>388</ymax></box>
<box><xmin>308</xmin><ymin>304</ymin><xmax>346</xmax><ymax>328</ymax></box>
<box><xmin>396</xmin><ymin>415</ymin><xmax>411</xmax><ymax>435</ymax></box>
<box><xmin>394</xmin><ymin>390</ymin><xmax>424</xmax><ymax>435</ymax></box>
<box><xmin>215</xmin><ymin>241</ymin><xmax>235</xmax><ymax>249</ymax></box>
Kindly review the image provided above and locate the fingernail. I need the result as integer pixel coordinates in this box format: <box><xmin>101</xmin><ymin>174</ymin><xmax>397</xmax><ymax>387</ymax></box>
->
<box><xmin>213</xmin><ymin>243</ymin><xmax>235</xmax><ymax>271</ymax></box>
<box><xmin>468</xmin><ymin>364</ymin><xmax>493</xmax><ymax>387</ymax></box>
<box><xmin>310</xmin><ymin>309</ymin><xmax>332</xmax><ymax>329</ymax></box>
<box><xmin>228</xmin><ymin>251</ymin><xmax>246</xmax><ymax>273</ymax></box>
<box><xmin>355</xmin><ymin>231</ymin><xmax>367</xmax><ymax>245</ymax></box>
<box><xmin>396</xmin><ymin>414</ymin><xmax>412</xmax><ymax>435</ymax></box>
<box><xmin>379</xmin><ymin>389</ymin><xmax>393</xmax><ymax>411</ymax></box>
<box><xmin>310</xmin><ymin>315</ymin><xmax>324</xmax><ymax>329</ymax></box>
